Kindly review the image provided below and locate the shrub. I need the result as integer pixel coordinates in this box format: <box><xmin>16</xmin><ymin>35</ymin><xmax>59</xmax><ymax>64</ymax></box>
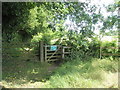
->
<box><xmin>101</xmin><ymin>40</ymin><xmax>118</xmax><ymax>54</ymax></box>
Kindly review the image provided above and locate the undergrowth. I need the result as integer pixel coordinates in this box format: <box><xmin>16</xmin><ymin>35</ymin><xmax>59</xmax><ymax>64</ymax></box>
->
<box><xmin>44</xmin><ymin>57</ymin><xmax>119</xmax><ymax>88</ymax></box>
<box><xmin>2</xmin><ymin>59</ymin><xmax>51</xmax><ymax>88</ymax></box>
<box><xmin>2</xmin><ymin>57</ymin><xmax>119</xmax><ymax>88</ymax></box>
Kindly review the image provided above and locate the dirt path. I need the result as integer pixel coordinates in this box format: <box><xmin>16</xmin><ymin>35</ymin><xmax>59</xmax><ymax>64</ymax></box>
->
<box><xmin>46</xmin><ymin>62</ymin><xmax>62</xmax><ymax>75</ymax></box>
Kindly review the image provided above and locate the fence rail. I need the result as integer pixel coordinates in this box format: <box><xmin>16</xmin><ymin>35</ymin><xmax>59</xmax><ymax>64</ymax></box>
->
<box><xmin>101</xmin><ymin>46</ymin><xmax>120</xmax><ymax>57</ymax></box>
<box><xmin>101</xmin><ymin>53</ymin><xmax>120</xmax><ymax>56</ymax></box>
<box><xmin>3</xmin><ymin>41</ymin><xmax>119</xmax><ymax>62</ymax></box>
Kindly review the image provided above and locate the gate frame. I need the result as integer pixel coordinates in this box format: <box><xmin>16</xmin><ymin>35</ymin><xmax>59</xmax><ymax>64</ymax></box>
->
<box><xmin>39</xmin><ymin>41</ymin><xmax>71</xmax><ymax>62</ymax></box>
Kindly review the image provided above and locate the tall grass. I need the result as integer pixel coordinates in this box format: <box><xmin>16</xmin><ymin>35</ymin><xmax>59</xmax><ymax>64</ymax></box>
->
<box><xmin>2</xmin><ymin>57</ymin><xmax>119</xmax><ymax>88</ymax></box>
<box><xmin>44</xmin><ymin>57</ymin><xmax>119</xmax><ymax>88</ymax></box>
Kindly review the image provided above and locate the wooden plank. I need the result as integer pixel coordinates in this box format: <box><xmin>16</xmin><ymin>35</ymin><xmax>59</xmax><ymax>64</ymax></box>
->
<box><xmin>46</xmin><ymin>49</ymin><xmax>62</xmax><ymax>51</ymax></box>
<box><xmin>47</xmin><ymin>55</ymin><xmax>61</xmax><ymax>58</ymax></box>
<box><xmin>101</xmin><ymin>47</ymin><xmax>118</xmax><ymax>49</ymax></box>
<box><xmin>101</xmin><ymin>53</ymin><xmax>120</xmax><ymax>56</ymax></box>
<box><xmin>46</xmin><ymin>59</ymin><xmax>60</xmax><ymax>62</ymax></box>
<box><xmin>47</xmin><ymin>53</ymin><xmax>62</xmax><ymax>55</ymax></box>
<box><xmin>63</xmin><ymin>47</ymin><xmax>71</xmax><ymax>48</ymax></box>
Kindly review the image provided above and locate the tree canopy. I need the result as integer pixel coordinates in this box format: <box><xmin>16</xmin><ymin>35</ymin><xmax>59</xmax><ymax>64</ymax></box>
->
<box><xmin>2</xmin><ymin>2</ymin><xmax>118</xmax><ymax>46</ymax></box>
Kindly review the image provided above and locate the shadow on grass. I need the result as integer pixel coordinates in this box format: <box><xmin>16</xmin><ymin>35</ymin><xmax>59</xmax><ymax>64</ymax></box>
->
<box><xmin>2</xmin><ymin>59</ymin><xmax>55</xmax><ymax>85</ymax></box>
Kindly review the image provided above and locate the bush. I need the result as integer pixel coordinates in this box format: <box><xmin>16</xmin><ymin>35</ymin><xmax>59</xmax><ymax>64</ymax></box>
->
<box><xmin>69</xmin><ymin>36</ymin><xmax>118</xmax><ymax>60</ymax></box>
<box><xmin>101</xmin><ymin>40</ymin><xmax>118</xmax><ymax>54</ymax></box>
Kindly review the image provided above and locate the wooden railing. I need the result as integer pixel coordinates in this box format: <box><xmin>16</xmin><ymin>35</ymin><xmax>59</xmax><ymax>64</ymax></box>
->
<box><xmin>2</xmin><ymin>42</ymin><xmax>39</xmax><ymax>61</ymax></box>
<box><xmin>101</xmin><ymin>47</ymin><xmax>120</xmax><ymax>57</ymax></box>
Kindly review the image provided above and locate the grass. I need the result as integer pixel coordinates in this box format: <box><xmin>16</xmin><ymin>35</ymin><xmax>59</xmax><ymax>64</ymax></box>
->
<box><xmin>2</xmin><ymin>59</ymin><xmax>53</xmax><ymax>88</ymax></box>
<box><xmin>44</xmin><ymin>57</ymin><xmax>119</xmax><ymax>88</ymax></box>
<box><xmin>1</xmin><ymin>57</ymin><xmax>119</xmax><ymax>88</ymax></box>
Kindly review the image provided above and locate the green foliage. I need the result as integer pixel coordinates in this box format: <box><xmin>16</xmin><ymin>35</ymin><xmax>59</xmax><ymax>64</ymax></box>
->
<box><xmin>44</xmin><ymin>57</ymin><xmax>119</xmax><ymax>88</ymax></box>
<box><xmin>2</xmin><ymin>41</ymin><xmax>39</xmax><ymax>61</ymax></box>
<box><xmin>102</xmin><ymin>15</ymin><xmax>118</xmax><ymax>30</ymax></box>
<box><xmin>101</xmin><ymin>40</ymin><xmax>118</xmax><ymax>54</ymax></box>
<box><xmin>3</xmin><ymin>2</ymin><xmax>117</xmax><ymax>46</ymax></box>
<box><xmin>31</xmin><ymin>30</ymin><xmax>61</xmax><ymax>45</ymax></box>
<box><xmin>2</xmin><ymin>2</ymin><xmax>36</xmax><ymax>42</ymax></box>
<box><xmin>3</xmin><ymin>42</ymin><xmax>22</xmax><ymax>60</ymax></box>
<box><xmin>107</xmin><ymin>3</ymin><xmax>118</xmax><ymax>12</ymax></box>
<box><xmin>68</xmin><ymin>36</ymin><xmax>101</xmax><ymax>59</ymax></box>
<box><xmin>2</xmin><ymin>57</ymin><xmax>119</xmax><ymax>88</ymax></box>
<box><xmin>2</xmin><ymin>2</ymin><xmax>119</xmax><ymax>88</ymax></box>
<box><xmin>2</xmin><ymin>2</ymin><xmax>69</xmax><ymax>42</ymax></box>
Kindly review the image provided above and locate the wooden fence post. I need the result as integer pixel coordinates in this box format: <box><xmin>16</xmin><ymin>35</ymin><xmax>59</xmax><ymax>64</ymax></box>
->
<box><xmin>62</xmin><ymin>47</ymin><xmax>65</xmax><ymax>59</ymax></box>
<box><xmin>44</xmin><ymin>46</ymin><xmax>47</xmax><ymax>62</ymax></box>
<box><xmin>39</xmin><ymin>41</ymin><xmax>44</xmax><ymax>62</ymax></box>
